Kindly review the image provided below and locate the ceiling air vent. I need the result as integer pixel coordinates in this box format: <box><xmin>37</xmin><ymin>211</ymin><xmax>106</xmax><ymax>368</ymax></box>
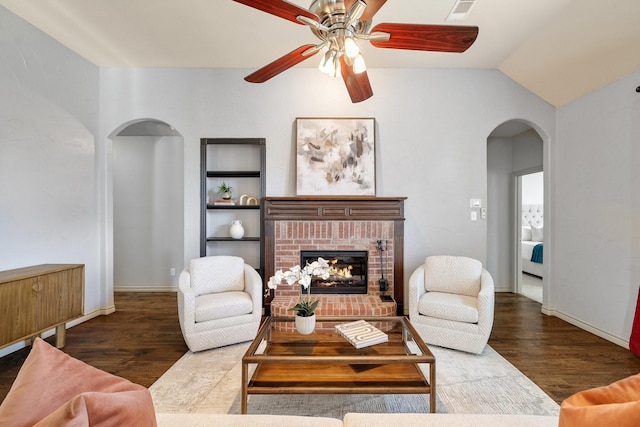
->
<box><xmin>446</xmin><ymin>0</ymin><xmax>476</xmax><ymax>21</ymax></box>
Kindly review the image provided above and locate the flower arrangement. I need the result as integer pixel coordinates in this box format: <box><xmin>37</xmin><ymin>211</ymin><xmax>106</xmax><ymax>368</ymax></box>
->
<box><xmin>267</xmin><ymin>257</ymin><xmax>331</xmax><ymax>317</ymax></box>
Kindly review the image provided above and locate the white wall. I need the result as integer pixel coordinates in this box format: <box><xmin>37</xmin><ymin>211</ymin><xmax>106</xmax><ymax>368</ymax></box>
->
<box><xmin>513</xmin><ymin>131</ymin><xmax>544</xmax><ymax>172</ymax></box>
<box><xmin>522</xmin><ymin>172</ymin><xmax>544</xmax><ymax>205</ymax></box>
<box><xmin>487</xmin><ymin>137</ymin><xmax>514</xmax><ymax>288</ymax></box>
<box><xmin>553</xmin><ymin>70</ymin><xmax>640</xmax><ymax>345</ymax></box>
<box><xmin>112</xmin><ymin>136</ymin><xmax>184</xmax><ymax>290</ymax></box>
<box><xmin>0</xmin><ymin>8</ymin><xmax>101</xmax><ymax>356</ymax></box>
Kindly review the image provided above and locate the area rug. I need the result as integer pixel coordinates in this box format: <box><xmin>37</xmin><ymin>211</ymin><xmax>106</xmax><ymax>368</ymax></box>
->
<box><xmin>150</xmin><ymin>342</ymin><xmax>559</xmax><ymax>418</ymax></box>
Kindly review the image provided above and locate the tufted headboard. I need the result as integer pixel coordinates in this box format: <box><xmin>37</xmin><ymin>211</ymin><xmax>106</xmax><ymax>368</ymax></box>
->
<box><xmin>522</xmin><ymin>204</ymin><xmax>543</xmax><ymax>227</ymax></box>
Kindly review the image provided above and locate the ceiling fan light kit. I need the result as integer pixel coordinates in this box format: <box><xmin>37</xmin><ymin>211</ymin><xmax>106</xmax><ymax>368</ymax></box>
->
<box><xmin>233</xmin><ymin>0</ymin><xmax>479</xmax><ymax>103</ymax></box>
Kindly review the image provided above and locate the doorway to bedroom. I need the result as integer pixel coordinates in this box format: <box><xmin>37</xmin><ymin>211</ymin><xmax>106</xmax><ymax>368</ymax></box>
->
<box><xmin>517</xmin><ymin>171</ymin><xmax>543</xmax><ymax>303</ymax></box>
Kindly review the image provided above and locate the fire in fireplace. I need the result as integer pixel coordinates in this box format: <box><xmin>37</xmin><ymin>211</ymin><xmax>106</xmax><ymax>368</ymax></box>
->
<box><xmin>300</xmin><ymin>250</ymin><xmax>368</xmax><ymax>294</ymax></box>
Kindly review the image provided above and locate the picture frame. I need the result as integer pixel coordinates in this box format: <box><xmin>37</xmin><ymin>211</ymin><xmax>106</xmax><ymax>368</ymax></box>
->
<box><xmin>295</xmin><ymin>117</ymin><xmax>376</xmax><ymax>196</ymax></box>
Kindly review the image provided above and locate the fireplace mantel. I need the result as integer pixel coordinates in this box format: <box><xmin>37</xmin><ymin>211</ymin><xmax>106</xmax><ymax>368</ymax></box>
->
<box><xmin>262</xmin><ymin>196</ymin><xmax>406</xmax><ymax>315</ymax></box>
<box><xmin>262</xmin><ymin>196</ymin><xmax>405</xmax><ymax>221</ymax></box>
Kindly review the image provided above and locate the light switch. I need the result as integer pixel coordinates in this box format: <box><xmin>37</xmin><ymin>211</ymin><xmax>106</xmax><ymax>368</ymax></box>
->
<box><xmin>470</xmin><ymin>198</ymin><xmax>482</xmax><ymax>208</ymax></box>
<box><xmin>481</xmin><ymin>208</ymin><xmax>487</xmax><ymax>219</ymax></box>
<box><xmin>471</xmin><ymin>211</ymin><xmax>478</xmax><ymax>221</ymax></box>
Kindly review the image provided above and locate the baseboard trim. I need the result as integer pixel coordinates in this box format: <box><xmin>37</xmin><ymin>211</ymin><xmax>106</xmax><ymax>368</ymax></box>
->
<box><xmin>67</xmin><ymin>306</ymin><xmax>115</xmax><ymax>328</ymax></box>
<box><xmin>545</xmin><ymin>308</ymin><xmax>629</xmax><ymax>349</ymax></box>
<box><xmin>114</xmin><ymin>286</ymin><xmax>177</xmax><ymax>292</ymax></box>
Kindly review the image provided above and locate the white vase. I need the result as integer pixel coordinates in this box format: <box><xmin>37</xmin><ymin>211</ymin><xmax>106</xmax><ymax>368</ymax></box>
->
<box><xmin>295</xmin><ymin>313</ymin><xmax>316</xmax><ymax>335</ymax></box>
<box><xmin>229</xmin><ymin>220</ymin><xmax>244</xmax><ymax>239</ymax></box>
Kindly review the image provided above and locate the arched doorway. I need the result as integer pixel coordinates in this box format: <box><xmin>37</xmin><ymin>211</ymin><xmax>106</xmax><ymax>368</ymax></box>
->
<box><xmin>109</xmin><ymin>119</ymin><xmax>184</xmax><ymax>291</ymax></box>
<box><xmin>487</xmin><ymin>119</ymin><xmax>546</xmax><ymax>303</ymax></box>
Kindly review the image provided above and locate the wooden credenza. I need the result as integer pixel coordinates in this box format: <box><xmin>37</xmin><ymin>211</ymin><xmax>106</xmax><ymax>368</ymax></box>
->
<box><xmin>0</xmin><ymin>264</ymin><xmax>84</xmax><ymax>349</ymax></box>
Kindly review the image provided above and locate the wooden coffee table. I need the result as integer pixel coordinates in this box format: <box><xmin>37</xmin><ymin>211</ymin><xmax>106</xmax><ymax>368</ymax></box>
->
<box><xmin>241</xmin><ymin>316</ymin><xmax>436</xmax><ymax>414</ymax></box>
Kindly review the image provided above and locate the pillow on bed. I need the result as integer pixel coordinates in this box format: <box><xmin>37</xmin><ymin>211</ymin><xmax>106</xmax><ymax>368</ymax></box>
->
<box><xmin>531</xmin><ymin>224</ymin><xmax>544</xmax><ymax>242</ymax></box>
<box><xmin>522</xmin><ymin>226</ymin><xmax>532</xmax><ymax>241</ymax></box>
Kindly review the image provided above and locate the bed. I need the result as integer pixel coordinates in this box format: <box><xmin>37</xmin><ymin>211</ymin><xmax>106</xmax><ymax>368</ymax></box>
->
<box><xmin>521</xmin><ymin>204</ymin><xmax>543</xmax><ymax>278</ymax></box>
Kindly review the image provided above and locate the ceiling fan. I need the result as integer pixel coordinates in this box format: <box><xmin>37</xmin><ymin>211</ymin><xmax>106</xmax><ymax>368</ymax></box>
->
<box><xmin>232</xmin><ymin>0</ymin><xmax>479</xmax><ymax>103</ymax></box>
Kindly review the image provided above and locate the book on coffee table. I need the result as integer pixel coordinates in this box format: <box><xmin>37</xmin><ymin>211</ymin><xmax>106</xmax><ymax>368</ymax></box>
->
<box><xmin>335</xmin><ymin>320</ymin><xmax>388</xmax><ymax>349</ymax></box>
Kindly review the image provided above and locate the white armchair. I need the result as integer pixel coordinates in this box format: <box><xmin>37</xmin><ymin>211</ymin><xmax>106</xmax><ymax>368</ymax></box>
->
<box><xmin>409</xmin><ymin>255</ymin><xmax>494</xmax><ymax>354</ymax></box>
<box><xmin>178</xmin><ymin>256</ymin><xmax>262</xmax><ymax>352</ymax></box>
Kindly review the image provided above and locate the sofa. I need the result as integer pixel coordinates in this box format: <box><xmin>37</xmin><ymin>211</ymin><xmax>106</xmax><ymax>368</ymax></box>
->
<box><xmin>4</xmin><ymin>338</ymin><xmax>638</xmax><ymax>427</ymax></box>
<box><xmin>155</xmin><ymin>412</ymin><xmax>559</xmax><ymax>426</ymax></box>
<box><xmin>0</xmin><ymin>338</ymin><xmax>560</xmax><ymax>427</ymax></box>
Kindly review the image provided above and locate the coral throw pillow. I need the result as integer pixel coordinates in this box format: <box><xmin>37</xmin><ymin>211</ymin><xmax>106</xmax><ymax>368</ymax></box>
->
<box><xmin>559</xmin><ymin>373</ymin><xmax>640</xmax><ymax>427</ymax></box>
<box><xmin>0</xmin><ymin>338</ymin><xmax>157</xmax><ymax>427</ymax></box>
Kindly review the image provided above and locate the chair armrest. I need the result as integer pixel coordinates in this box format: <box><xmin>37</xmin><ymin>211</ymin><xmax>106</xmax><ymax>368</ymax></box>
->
<box><xmin>477</xmin><ymin>268</ymin><xmax>495</xmax><ymax>329</ymax></box>
<box><xmin>408</xmin><ymin>265</ymin><xmax>426</xmax><ymax>317</ymax></box>
<box><xmin>178</xmin><ymin>268</ymin><xmax>191</xmax><ymax>295</ymax></box>
<box><xmin>243</xmin><ymin>265</ymin><xmax>263</xmax><ymax>318</ymax></box>
<box><xmin>478</xmin><ymin>269</ymin><xmax>495</xmax><ymax>298</ymax></box>
<box><xmin>177</xmin><ymin>269</ymin><xmax>196</xmax><ymax>330</ymax></box>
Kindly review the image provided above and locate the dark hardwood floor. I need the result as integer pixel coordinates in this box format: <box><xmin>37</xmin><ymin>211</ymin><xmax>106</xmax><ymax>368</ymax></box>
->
<box><xmin>490</xmin><ymin>293</ymin><xmax>640</xmax><ymax>402</ymax></box>
<box><xmin>1</xmin><ymin>292</ymin><xmax>639</xmax><ymax>405</ymax></box>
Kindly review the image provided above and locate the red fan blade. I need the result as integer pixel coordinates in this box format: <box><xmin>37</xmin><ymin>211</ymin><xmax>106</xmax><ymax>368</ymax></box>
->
<box><xmin>245</xmin><ymin>45</ymin><xmax>318</xmax><ymax>83</ymax></box>
<box><xmin>340</xmin><ymin>56</ymin><xmax>373</xmax><ymax>103</ymax></box>
<box><xmin>345</xmin><ymin>0</ymin><xmax>388</xmax><ymax>21</ymax></box>
<box><xmin>232</xmin><ymin>0</ymin><xmax>318</xmax><ymax>25</ymax></box>
<box><xmin>370</xmin><ymin>23</ymin><xmax>478</xmax><ymax>52</ymax></box>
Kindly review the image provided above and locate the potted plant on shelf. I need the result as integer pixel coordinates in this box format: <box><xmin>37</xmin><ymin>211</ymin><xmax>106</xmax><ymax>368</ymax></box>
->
<box><xmin>217</xmin><ymin>182</ymin><xmax>233</xmax><ymax>200</ymax></box>
<box><xmin>267</xmin><ymin>257</ymin><xmax>330</xmax><ymax>334</ymax></box>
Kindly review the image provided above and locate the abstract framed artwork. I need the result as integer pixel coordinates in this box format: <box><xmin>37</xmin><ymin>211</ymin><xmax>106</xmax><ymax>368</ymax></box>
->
<box><xmin>295</xmin><ymin>117</ymin><xmax>376</xmax><ymax>196</ymax></box>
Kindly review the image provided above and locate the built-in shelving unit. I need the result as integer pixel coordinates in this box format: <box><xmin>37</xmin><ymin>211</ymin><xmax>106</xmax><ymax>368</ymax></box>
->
<box><xmin>200</xmin><ymin>138</ymin><xmax>265</xmax><ymax>275</ymax></box>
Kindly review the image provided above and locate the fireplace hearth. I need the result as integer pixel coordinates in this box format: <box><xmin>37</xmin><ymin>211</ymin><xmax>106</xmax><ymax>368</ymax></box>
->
<box><xmin>301</xmin><ymin>250</ymin><xmax>367</xmax><ymax>295</ymax></box>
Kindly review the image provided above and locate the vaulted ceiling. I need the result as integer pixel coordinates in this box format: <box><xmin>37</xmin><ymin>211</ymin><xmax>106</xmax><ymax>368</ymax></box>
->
<box><xmin>2</xmin><ymin>0</ymin><xmax>639</xmax><ymax>107</ymax></box>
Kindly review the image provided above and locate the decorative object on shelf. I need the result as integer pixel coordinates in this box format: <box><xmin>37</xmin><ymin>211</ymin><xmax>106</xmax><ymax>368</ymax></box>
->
<box><xmin>294</xmin><ymin>313</ymin><xmax>316</xmax><ymax>335</ymax></box>
<box><xmin>217</xmin><ymin>182</ymin><xmax>233</xmax><ymax>200</ymax></box>
<box><xmin>296</xmin><ymin>118</ymin><xmax>376</xmax><ymax>196</ymax></box>
<box><xmin>229</xmin><ymin>220</ymin><xmax>245</xmax><ymax>239</ymax></box>
<box><xmin>239</xmin><ymin>194</ymin><xmax>259</xmax><ymax>206</ymax></box>
<box><xmin>267</xmin><ymin>257</ymin><xmax>331</xmax><ymax>334</ymax></box>
<box><xmin>214</xmin><ymin>198</ymin><xmax>235</xmax><ymax>206</ymax></box>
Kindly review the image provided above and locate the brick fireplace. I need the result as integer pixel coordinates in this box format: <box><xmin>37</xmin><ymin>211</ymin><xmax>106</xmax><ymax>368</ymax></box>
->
<box><xmin>262</xmin><ymin>196</ymin><xmax>406</xmax><ymax>317</ymax></box>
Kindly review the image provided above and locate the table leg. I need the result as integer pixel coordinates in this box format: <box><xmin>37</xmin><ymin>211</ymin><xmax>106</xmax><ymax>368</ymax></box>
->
<box><xmin>430</xmin><ymin>361</ymin><xmax>436</xmax><ymax>413</ymax></box>
<box><xmin>241</xmin><ymin>361</ymin><xmax>248</xmax><ymax>414</ymax></box>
